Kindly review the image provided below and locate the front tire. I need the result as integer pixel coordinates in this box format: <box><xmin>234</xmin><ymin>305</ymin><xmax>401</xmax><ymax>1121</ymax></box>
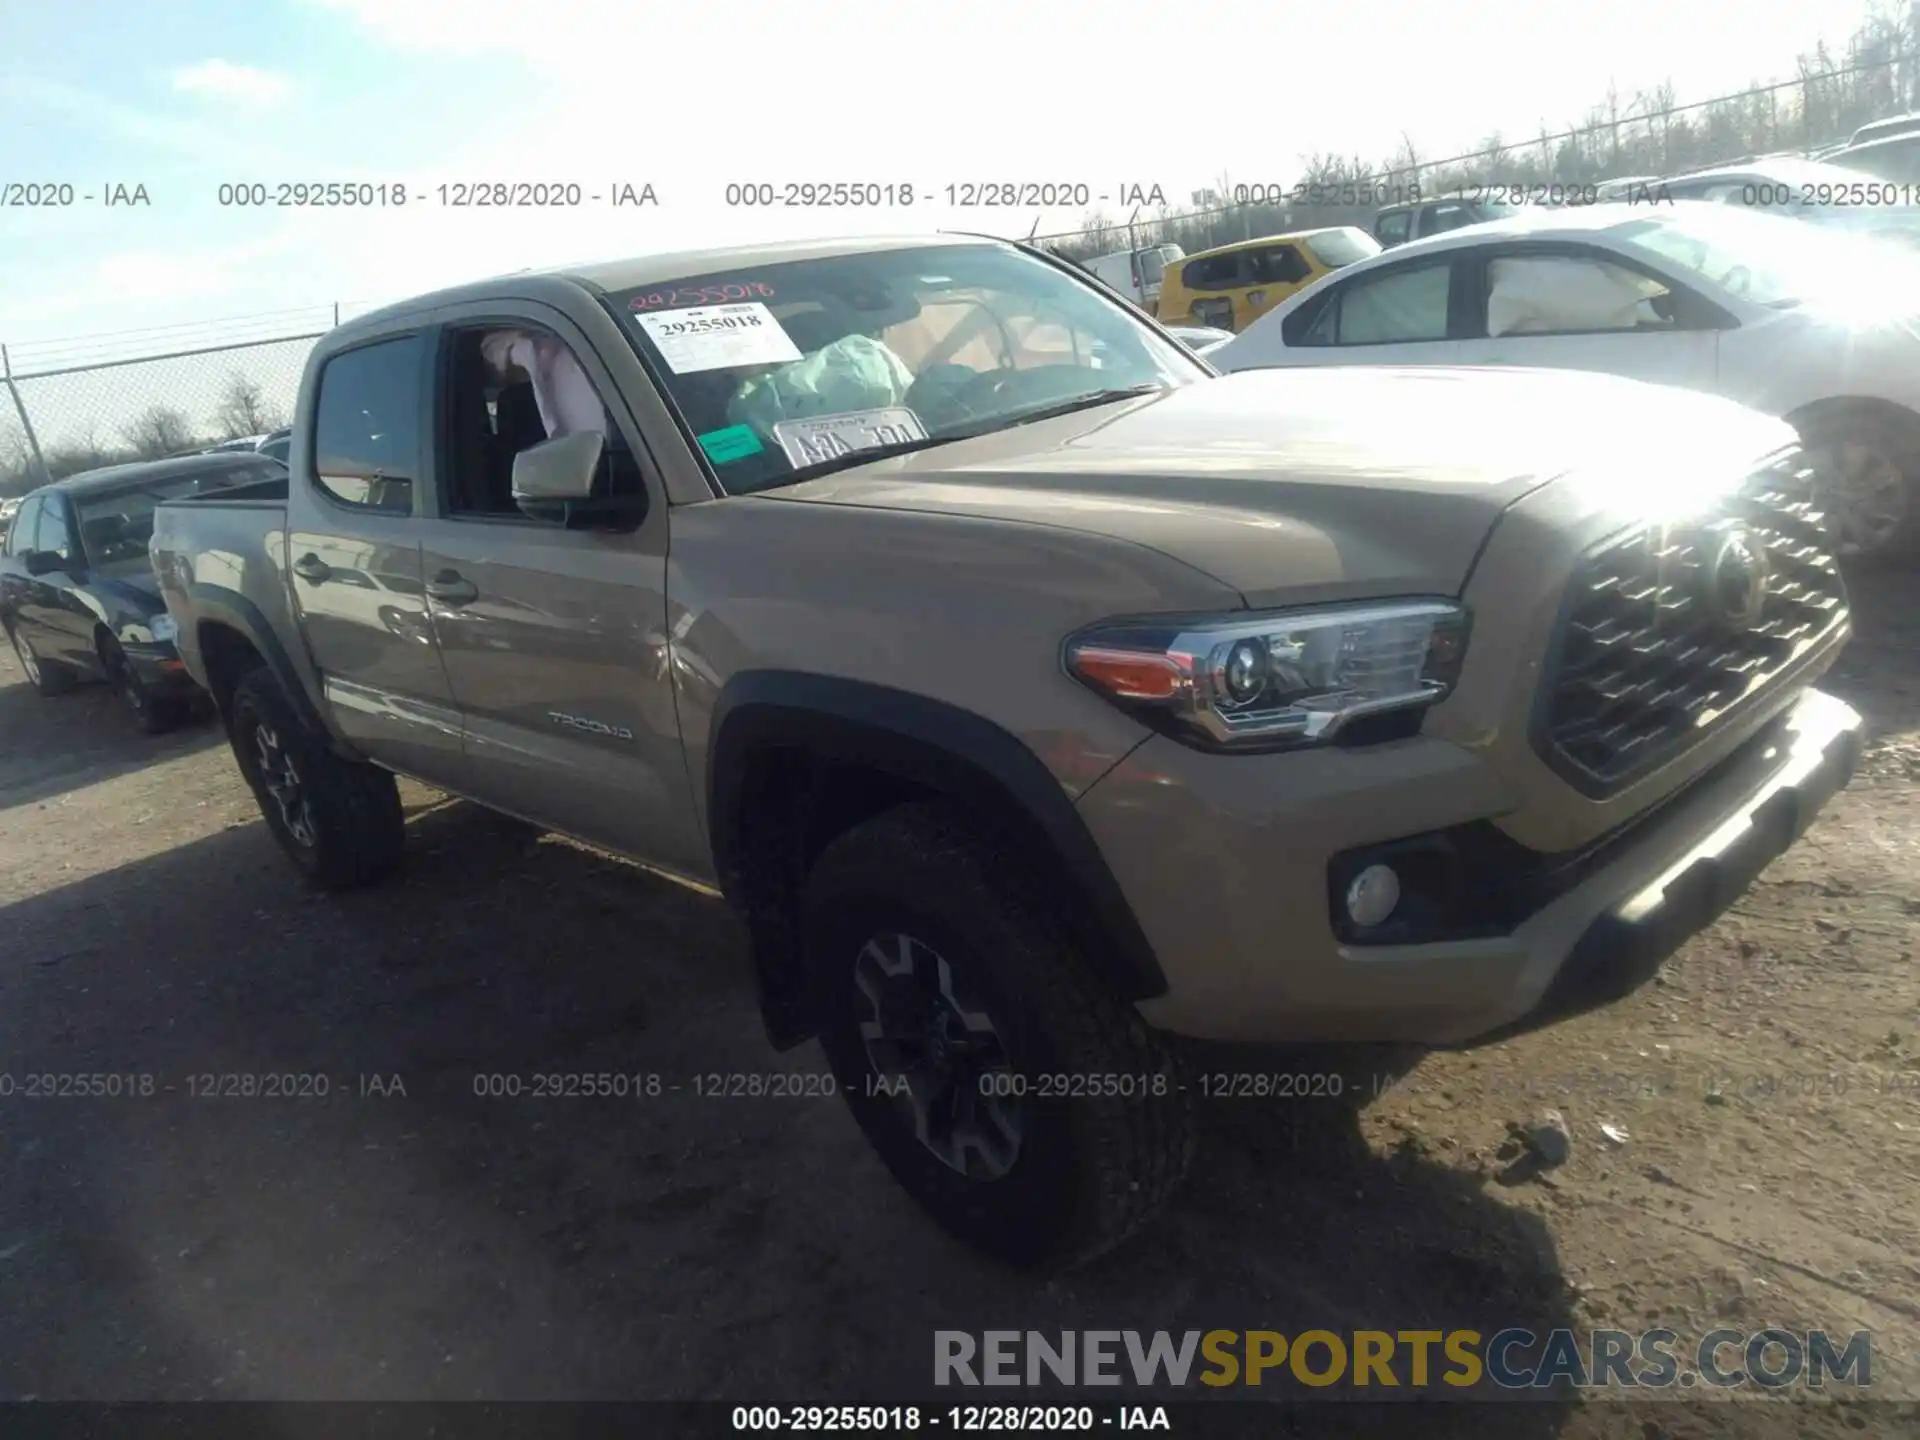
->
<box><xmin>803</xmin><ymin>802</ymin><xmax>1194</xmax><ymax>1269</ymax></box>
<box><xmin>99</xmin><ymin>634</ymin><xmax>181</xmax><ymax>735</ymax></box>
<box><xmin>228</xmin><ymin>666</ymin><xmax>405</xmax><ymax>889</ymax></box>
<box><xmin>1793</xmin><ymin>412</ymin><xmax>1918</xmax><ymax>562</ymax></box>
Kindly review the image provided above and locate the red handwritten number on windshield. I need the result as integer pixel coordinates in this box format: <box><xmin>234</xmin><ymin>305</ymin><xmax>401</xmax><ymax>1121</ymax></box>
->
<box><xmin>631</xmin><ymin>282</ymin><xmax>776</xmax><ymax>310</ymax></box>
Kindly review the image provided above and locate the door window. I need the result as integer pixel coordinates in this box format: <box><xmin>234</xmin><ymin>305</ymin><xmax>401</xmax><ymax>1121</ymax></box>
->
<box><xmin>441</xmin><ymin>325</ymin><xmax>644</xmax><ymax>520</ymax></box>
<box><xmin>36</xmin><ymin>496</ymin><xmax>72</xmax><ymax>561</ymax></box>
<box><xmin>1375</xmin><ymin>210</ymin><xmax>1413</xmax><ymax>246</ymax></box>
<box><xmin>312</xmin><ymin>336</ymin><xmax>424</xmax><ymax>514</ymax></box>
<box><xmin>1181</xmin><ymin>252</ymin><xmax>1244</xmax><ymax>290</ymax></box>
<box><xmin>1245</xmin><ymin>244</ymin><xmax>1312</xmax><ymax>285</ymax></box>
<box><xmin>1485</xmin><ymin>254</ymin><xmax>1679</xmax><ymax>335</ymax></box>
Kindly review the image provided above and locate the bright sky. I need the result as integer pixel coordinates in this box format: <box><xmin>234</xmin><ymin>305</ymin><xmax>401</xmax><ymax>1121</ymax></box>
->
<box><xmin>0</xmin><ymin>0</ymin><xmax>1883</xmax><ymax>367</ymax></box>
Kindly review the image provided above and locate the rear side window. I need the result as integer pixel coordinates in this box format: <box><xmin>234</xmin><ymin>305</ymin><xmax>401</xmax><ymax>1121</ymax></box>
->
<box><xmin>312</xmin><ymin>336</ymin><xmax>424</xmax><ymax>514</ymax></box>
<box><xmin>1309</xmin><ymin>262</ymin><xmax>1454</xmax><ymax>345</ymax></box>
<box><xmin>1420</xmin><ymin>203</ymin><xmax>1475</xmax><ymax>235</ymax></box>
<box><xmin>1182</xmin><ymin>252</ymin><xmax>1244</xmax><ymax>290</ymax></box>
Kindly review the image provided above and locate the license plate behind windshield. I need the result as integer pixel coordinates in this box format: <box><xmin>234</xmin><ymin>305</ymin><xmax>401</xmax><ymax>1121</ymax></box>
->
<box><xmin>772</xmin><ymin>408</ymin><xmax>927</xmax><ymax>469</ymax></box>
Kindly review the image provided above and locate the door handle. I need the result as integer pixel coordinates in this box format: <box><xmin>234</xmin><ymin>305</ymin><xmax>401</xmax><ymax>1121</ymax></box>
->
<box><xmin>292</xmin><ymin>554</ymin><xmax>331</xmax><ymax>583</ymax></box>
<box><xmin>425</xmin><ymin>570</ymin><xmax>479</xmax><ymax>605</ymax></box>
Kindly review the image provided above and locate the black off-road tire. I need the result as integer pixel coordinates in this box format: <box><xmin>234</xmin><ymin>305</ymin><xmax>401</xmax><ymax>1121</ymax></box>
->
<box><xmin>228</xmin><ymin>665</ymin><xmax>406</xmax><ymax>890</ymax></box>
<box><xmin>803</xmin><ymin>801</ymin><xmax>1195</xmax><ymax>1269</ymax></box>
<box><xmin>6</xmin><ymin>620</ymin><xmax>77</xmax><ymax>696</ymax></box>
<box><xmin>98</xmin><ymin>633</ymin><xmax>182</xmax><ymax>736</ymax></box>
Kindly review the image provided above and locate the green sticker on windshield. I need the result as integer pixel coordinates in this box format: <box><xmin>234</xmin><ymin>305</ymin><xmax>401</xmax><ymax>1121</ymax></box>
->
<box><xmin>697</xmin><ymin>424</ymin><xmax>764</xmax><ymax>464</ymax></box>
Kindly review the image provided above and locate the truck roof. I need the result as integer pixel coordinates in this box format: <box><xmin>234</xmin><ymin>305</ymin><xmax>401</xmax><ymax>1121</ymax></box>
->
<box><xmin>338</xmin><ymin>233</ymin><xmax>1002</xmax><ymax>336</ymax></box>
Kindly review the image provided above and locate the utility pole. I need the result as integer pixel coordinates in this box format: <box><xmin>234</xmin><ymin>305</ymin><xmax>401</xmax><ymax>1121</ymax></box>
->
<box><xmin>1</xmin><ymin>345</ymin><xmax>51</xmax><ymax>487</ymax></box>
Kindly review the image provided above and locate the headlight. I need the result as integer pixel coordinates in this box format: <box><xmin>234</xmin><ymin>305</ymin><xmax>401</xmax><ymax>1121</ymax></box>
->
<box><xmin>1065</xmin><ymin>599</ymin><xmax>1469</xmax><ymax>750</ymax></box>
<box><xmin>148</xmin><ymin>613</ymin><xmax>179</xmax><ymax>645</ymax></box>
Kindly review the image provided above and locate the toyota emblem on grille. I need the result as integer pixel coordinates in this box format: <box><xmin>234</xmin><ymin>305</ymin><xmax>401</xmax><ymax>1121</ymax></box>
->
<box><xmin>1704</xmin><ymin>527</ymin><xmax>1770</xmax><ymax>626</ymax></box>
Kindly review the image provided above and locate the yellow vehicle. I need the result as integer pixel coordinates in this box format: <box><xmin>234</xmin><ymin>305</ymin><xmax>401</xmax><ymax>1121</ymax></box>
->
<box><xmin>1157</xmin><ymin>226</ymin><xmax>1382</xmax><ymax>331</ymax></box>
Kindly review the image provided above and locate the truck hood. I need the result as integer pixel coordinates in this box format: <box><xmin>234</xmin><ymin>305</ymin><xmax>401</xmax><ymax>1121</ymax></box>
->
<box><xmin>774</xmin><ymin>366</ymin><xmax>1794</xmax><ymax>606</ymax></box>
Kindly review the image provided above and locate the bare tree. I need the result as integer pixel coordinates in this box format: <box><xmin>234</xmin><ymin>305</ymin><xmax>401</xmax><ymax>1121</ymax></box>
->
<box><xmin>214</xmin><ymin>372</ymin><xmax>282</xmax><ymax>439</ymax></box>
<box><xmin>121</xmin><ymin>405</ymin><xmax>196</xmax><ymax>460</ymax></box>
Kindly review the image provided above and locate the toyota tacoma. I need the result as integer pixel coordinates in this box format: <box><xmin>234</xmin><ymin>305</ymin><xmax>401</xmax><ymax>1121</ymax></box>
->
<box><xmin>148</xmin><ymin>234</ymin><xmax>1860</xmax><ymax>1267</ymax></box>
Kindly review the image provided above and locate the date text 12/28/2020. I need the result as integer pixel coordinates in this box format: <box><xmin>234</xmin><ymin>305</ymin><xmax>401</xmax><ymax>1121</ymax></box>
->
<box><xmin>212</xmin><ymin>182</ymin><xmax>659</xmax><ymax>208</ymax></box>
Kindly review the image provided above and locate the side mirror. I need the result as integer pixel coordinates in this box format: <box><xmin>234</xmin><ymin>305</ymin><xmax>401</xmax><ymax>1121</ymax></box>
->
<box><xmin>23</xmin><ymin>550</ymin><xmax>66</xmax><ymax>577</ymax></box>
<box><xmin>510</xmin><ymin>430</ymin><xmax>645</xmax><ymax>531</ymax></box>
<box><xmin>512</xmin><ymin>431</ymin><xmax>604</xmax><ymax>507</ymax></box>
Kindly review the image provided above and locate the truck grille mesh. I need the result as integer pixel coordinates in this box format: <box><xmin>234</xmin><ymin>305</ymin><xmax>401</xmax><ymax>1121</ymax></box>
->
<box><xmin>1539</xmin><ymin>449</ymin><xmax>1847</xmax><ymax>795</ymax></box>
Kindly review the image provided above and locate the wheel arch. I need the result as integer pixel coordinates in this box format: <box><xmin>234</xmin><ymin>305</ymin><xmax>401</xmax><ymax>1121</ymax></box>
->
<box><xmin>707</xmin><ymin>671</ymin><xmax>1167</xmax><ymax>1049</ymax></box>
<box><xmin>186</xmin><ymin>584</ymin><xmax>330</xmax><ymax>739</ymax></box>
<box><xmin>1784</xmin><ymin>393</ymin><xmax>1920</xmax><ymax>447</ymax></box>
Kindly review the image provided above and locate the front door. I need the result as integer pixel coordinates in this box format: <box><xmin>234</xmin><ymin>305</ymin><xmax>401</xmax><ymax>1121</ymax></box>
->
<box><xmin>414</xmin><ymin>304</ymin><xmax>704</xmax><ymax>877</ymax></box>
<box><xmin>1472</xmin><ymin>247</ymin><xmax>1722</xmax><ymax>397</ymax></box>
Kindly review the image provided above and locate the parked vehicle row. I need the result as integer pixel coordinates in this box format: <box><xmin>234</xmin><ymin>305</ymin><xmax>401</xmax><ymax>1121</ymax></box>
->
<box><xmin>1216</xmin><ymin>201</ymin><xmax>1920</xmax><ymax>558</ymax></box>
<box><xmin>140</xmin><ymin>231</ymin><xmax>1859</xmax><ymax>1267</ymax></box>
<box><xmin>1</xmin><ymin>452</ymin><xmax>285</xmax><ymax>730</ymax></box>
<box><xmin>1155</xmin><ymin>227</ymin><xmax>1381</xmax><ymax>332</ymax></box>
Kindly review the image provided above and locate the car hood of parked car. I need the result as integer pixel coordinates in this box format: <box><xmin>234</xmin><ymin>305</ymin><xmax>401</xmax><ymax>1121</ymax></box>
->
<box><xmin>772</xmin><ymin>365</ymin><xmax>1795</xmax><ymax>604</ymax></box>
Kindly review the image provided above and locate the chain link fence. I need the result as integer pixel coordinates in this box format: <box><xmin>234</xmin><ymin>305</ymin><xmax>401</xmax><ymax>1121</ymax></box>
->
<box><xmin>1032</xmin><ymin>44</ymin><xmax>1920</xmax><ymax>262</ymax></box>
<box><xmin>2</xmin><ymin>335</ymin><xmax>322</xmax><ymax>493</ymax></box>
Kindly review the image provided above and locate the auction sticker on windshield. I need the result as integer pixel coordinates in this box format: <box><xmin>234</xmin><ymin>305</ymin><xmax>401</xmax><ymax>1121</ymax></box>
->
<box><xmin>632</xmin><ymin>303</ymin><xmax>802</xmax><ymax>373</ymax></box>
<box><xmin>772</xmin><ymin>407</ymin><xmax>929</xmax><ymax>469</ymax></box>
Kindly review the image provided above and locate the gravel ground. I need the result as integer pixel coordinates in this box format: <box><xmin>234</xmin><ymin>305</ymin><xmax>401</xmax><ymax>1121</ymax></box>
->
<box><xmin>1</xmin><ymin>568</ymin><xmax>1915</xmax><ymax>1438</ymax></box>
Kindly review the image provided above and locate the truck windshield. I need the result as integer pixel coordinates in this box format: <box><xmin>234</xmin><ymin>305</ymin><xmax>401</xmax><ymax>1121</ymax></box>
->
<box><xmin>1304</xmin><ymin>228</ymin><xmax>1383</xmax><ymax>268</ymax></box>
<box><xmin>607</xmin><ymin>242</ymin><xmax>1202</xmax><ymax>494</ymax></box>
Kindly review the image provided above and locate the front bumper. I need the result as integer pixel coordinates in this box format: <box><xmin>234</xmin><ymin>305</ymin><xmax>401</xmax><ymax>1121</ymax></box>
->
<box><xmin>122</xmin><ymin>640</ymin><xmax>203</xmax><ymax>699</ymax></box>
<box><xmin>1077</xmin><ymin>687</ymin><xmax>1862</xmax><ymax>1045</ymax></box>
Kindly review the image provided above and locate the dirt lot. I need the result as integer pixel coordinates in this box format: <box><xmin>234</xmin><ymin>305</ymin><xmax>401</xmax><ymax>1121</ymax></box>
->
<box><xmin>1</xmin><ymin>569</ymin><xmax>1916</xmax><ymax>1438</ymax></box>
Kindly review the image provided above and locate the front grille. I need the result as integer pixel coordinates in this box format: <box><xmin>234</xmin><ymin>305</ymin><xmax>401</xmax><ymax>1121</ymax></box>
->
<box><xmin>1538</xmin><ymin>449</ymin><xmax>1848</xmax><ymax>796</ymax></box>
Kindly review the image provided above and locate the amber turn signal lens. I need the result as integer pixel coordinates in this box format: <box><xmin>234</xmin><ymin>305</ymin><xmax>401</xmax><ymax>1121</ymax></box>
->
<box><xmin>1067</xmin><ymin>646</ymin><xmax>1185</xmax><ymax>701</ymax></box>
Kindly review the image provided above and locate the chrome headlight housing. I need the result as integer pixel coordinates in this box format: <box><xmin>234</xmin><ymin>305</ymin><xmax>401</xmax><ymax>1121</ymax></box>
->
<box><xmin>1065</xmin><ymin>599</ymin><xmax>1469</xmax><ymax>750</ymax></box>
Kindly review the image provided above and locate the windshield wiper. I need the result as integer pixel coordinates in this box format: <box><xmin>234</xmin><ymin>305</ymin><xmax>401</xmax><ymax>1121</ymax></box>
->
<box><xmin>991</xmin><ymin>384</ymin><xmax>1165</xmax><ymax>431</ymax></box>
<box><xmin>781</xmin><ymin>434</ymin><xmax>970</xmax><ymax>484</ymax></box>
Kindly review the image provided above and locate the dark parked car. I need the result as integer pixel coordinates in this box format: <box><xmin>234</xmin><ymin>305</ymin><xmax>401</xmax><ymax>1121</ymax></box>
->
<box><xmin>0</xmin><ymin>453</ymin><xmax>285</xmax><ymax>732</ymax></box>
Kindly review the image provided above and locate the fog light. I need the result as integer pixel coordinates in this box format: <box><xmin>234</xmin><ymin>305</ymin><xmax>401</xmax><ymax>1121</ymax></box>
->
<box><xmin>1345</xmin><ymin>864</ymin><xmax>1401</xmax><ymax>928</ymax></box>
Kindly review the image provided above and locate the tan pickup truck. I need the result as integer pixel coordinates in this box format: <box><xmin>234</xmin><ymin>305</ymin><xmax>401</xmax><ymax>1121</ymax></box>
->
<box><xmin>149</xmin><ymin>234</ymin><xmax>1860</xmax><ymax>1267</ymax></box>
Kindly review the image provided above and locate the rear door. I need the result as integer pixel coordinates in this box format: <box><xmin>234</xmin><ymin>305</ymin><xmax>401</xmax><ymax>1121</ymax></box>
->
<box><xmin>1466</xmin><ymin>243</ymin><xmax>1723</xmax><ymax>395</ymax></box>
<box><xmin>1272</xmin><ymin>252</ymin><xmax>1492</xmax><ymax>367</ymax></box>
<box><xmin>286</xmin><ymin>332</ymin><xmax>466</xmax><ymax>788</ymax></box>
<box><xmin>412</xmin><ymin>302</ymin><xmax>703</xmax><ymax>876</ymax></box>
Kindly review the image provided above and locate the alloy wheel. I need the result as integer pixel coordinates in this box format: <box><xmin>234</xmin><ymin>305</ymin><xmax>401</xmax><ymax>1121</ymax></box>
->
<box><xmin>1810</xmin><ymin>440</ymin><xmax>1909</xmax><ymax>556</ymax></box>
<box><xmin>853</xmin><ymin>930</ymin><xmax>1024</xmax><ymax>1179</ymax></box>
<box><xmin>253</xmin><ymin>721</ymin><xmax>317</xmax><ymax>848</ymax></box>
